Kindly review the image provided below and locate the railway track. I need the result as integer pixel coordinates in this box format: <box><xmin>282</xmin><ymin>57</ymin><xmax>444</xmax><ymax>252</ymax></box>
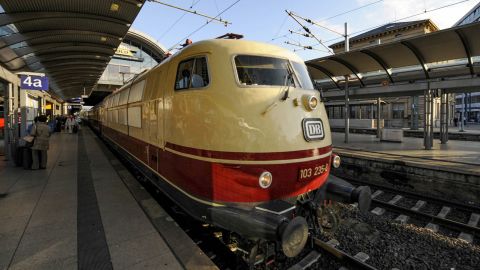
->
<box><xmin>288</xmin><ymin>237</ymin><xmax>378</xmax><ymax>270</ymax></box>
<box><xmin>346</xmin><ymin>178</ymin><xmax>480</xmax><ymax>244</ymax></box>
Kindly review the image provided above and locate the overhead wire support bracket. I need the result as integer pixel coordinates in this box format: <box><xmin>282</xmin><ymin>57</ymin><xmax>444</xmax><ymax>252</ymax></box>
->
<box><xmin>287</xmin><ymin>10</ymin><xmax>344</xmax><ymax>37</ymax></box>
<box><xmin>285</xmin><ymin>10</ymin><xmax>333</xmax><ymax>55</ymax></box>
<box><xmin>284</xmin><ymin>41</ymin><xmax>313</xmax><ymax>50</ymax></box>
<box><xmin>148</xmin><ymin>0</ymin><xmax>231</xmax><ymax>26</ymax></box>
<box><xmin>284</xmin><ymin>41</ymin><xmax>329</xmax><ymax>53</ymax></box>
<box><xmin>289</xmin><ymin>29</ymin><xmax>312</xmax><ymax>38</ymax></box>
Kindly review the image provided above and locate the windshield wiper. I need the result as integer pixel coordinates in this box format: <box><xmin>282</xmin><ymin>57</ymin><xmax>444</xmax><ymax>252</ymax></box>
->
<box><xmin>280</xmin><ymin>72</ymin><xmax>293</xmax><ymax>101</ymax></box>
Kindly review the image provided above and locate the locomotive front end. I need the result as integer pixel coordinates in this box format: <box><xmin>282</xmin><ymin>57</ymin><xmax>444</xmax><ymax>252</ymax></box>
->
<box><xmin>167</xmin><ymin>40</ymin><xmax>371</xmax><ymax>261</ymax></box>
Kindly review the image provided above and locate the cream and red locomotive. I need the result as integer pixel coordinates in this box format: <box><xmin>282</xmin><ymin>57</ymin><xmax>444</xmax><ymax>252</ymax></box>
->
<box><xmin>86</xmin><ymin>39</ymin><xmax>370</xmax><ymax>261</ymax></box>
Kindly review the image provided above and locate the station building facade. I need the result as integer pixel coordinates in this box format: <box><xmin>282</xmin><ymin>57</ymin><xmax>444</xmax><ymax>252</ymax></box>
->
<box><xmin>454</xmin><ymin>2</ymin><xmax>480</xmax><ymax>123</ymax></box>
<box><xmin>324</xmin><ymin>19</ymin><xmax>457</xmax><ymax>129</ymax></box>
<box><xmin>85</xmin><ymin>29</ymin><xmax>166</xmax><ymax>106</ymax></box>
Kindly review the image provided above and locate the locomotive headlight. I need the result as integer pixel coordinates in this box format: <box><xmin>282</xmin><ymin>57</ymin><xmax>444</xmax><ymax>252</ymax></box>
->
<box><xmin>302</xmin><ymin>95</ymin><xmax>318</xmax><ymax>111</ymax></box>
<box><xmin>259</xmin><ymin>171</ymin><xmax>273</xmax><ymax>189</ymax></box>
<box><xmin>332</xmin><ymin>154</ymin><xmax>341</xmax><ymax>168</ymax></box>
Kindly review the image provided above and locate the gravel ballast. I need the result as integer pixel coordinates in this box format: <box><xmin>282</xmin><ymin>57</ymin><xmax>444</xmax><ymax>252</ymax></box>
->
<box><xmin>314</xmin><ymin>204</ymin><xmax>480</xmax><ymax>270</ymax></box>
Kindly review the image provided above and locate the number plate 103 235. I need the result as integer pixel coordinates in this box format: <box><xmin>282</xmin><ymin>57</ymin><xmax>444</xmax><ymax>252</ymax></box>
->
<box><xmin>298</xmin><ymin>164</ymin><xmax>328</xmax><ymax>181</ymax></box>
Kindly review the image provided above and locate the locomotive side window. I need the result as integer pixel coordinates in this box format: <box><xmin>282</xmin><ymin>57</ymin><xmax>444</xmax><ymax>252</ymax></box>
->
<box><xmin>175</xmin><ymin>57</ymin><xmax>209</xmax><ymax>90</ymax></box>
<box><xmin>129</xmin><ymin>80</ymin><xmax>145</xmax><ymax>103</ymax></box>
<box><xmin>119</xmin><ymin>89</ymin><xmax>129</xmax><ymax>105</ymax></box>
<box><xmin>292</xmin><ymin>61</ymin><xmax>315</xmax><ymax>90</ymax></box>
<box><xmin>235</xmin><ymin>55</ymin><xmax>296</xmax><ymax>87</ymax></box>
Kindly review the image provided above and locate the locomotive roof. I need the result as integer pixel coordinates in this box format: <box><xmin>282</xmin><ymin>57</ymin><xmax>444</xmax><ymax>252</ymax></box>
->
<box><xmin>173</xmin><ymin>39</ymin><xmax>304</xmax><ymax>63</ymax></box>
<box><xmin>93</xmin><ymin>39</ymin><xmax>306</xmax><ymax>109</ymax></box>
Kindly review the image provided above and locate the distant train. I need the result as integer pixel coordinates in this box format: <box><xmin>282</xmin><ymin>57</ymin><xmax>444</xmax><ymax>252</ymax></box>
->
<box><xmin>86</xmin><ymin>39</ymin><xmax>370</xmax><ymax>262</ymax></box>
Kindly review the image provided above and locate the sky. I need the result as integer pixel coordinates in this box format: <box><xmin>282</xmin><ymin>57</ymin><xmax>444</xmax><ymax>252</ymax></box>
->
<box><xmin>132</xmin><ymin>0</ymin><xmax>479</xmax><ymax>60</ymax></box>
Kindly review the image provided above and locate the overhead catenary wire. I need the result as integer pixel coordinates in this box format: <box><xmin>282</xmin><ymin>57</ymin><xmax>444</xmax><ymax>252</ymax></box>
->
<box><xmin>273</xmin><ymin>0</ymin><xmax>471</xmax><ymax>55</ymax></box>
<box><xmin>289</xmin><ymin>29</ymin><xmax>312</xmax><ymax>38</ymax></box>
<box><xmin>167</xmin><ymin>0</ymin><xmax>241</xmax><ymax>51</ymax></box>
<box><xmin>321</xmin><ymin>0</ymin><xmax>384</xmax><ymax>21</ymax></box>
<box><xmin>270</xmin><ymin>0</ymin><xmax>384</xmax><ymax>42</ymax></box>
<box><xmin>148</xmin><ymin>0</ymin><xmax>231</xmax><ymax>26</ymax></box>
<box><xmin>289</xmin><ymin>10</ymin><xmax>345</xmax><ymax>37</ymax></box>
<box><xmin>158</xmin><ymin>0</ymin><xmax>202</xmax><ymax>40</ymax></box>
<box><xmin>284</xmin><ymin>41</ymin><xmax>330</xmax><ymax>53</ymax></box>
<box><xmin>306</xmin><ymin>0</ymin><xmax>473</xmax><ymax>51</ymax></box>
<box><xmin>286</xmin><ymin>10</ymin><xmax>333</xmax><ymax>54</ymax></box>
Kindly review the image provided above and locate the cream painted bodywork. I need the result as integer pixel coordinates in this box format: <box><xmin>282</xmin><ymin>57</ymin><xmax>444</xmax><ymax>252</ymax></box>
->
<box><xmin>97</xmin><ymin>39</ymin><xmax>332</xmax><ymax>155</ymax></box>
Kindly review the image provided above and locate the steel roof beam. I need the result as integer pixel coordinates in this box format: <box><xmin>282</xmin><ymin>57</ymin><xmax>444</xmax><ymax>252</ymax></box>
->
<box><xmin>454</xmin><ymin>29</ymin><xmax>475</xmax><ymax>76</ymax></box>
<box><xmin>53</xmin><ymin>77</ymin><xmax>99</xmax><ymax>84</ymax></box>
<box><xmin>24</xmin><ymin>53</ymin><xmax>111</xmax><ymax>65</ymax></box>
<box><xmin>306</xmin><ymin>63</ymin><xmax>341</xmax><ymax>89</ymax></box>
<box><xmin>360</xmin><ymin>49</ymin><xmax>394</xmax><ymax>84</ymax></box>
<box><xmin>38</xmin><ymin>61</ymin><xmax>108</xmax><ymax>69</ymax></box>
<box><xmin>401</xmin><ymin>41</ymin><xmax>429</xmax><ymax>80</ymax></box>
<box><xmin>14</xmin><ymin>56</ymin><xmax>109</xmax><ymax>71</ymax></box>
<box><xmin>0</xmin><ymin>30</ymin><xmax>122</xmax><ymax>50</ymax></box>
<box><xmin>0</xmin><ymin>12</ymin><xmax>131</xmax><ymax>28</ymax></box>
<box><xmin>6</xmin><ymin>44</ymin><xmax>115</xmax><ymax>63</ymax></box>
<box><xmin>329</xmin><ymin>57</ymin><xmax>365</xmax><ymax>87</ymax></box>
<box><xmin>46</xmin><ymin>66</ymin><xmax>105</xmax><ymax>73</ymax></box>
<box><xmin>47</xmin><ymin>72</ymin><xmax>105</xmax><ymax>79</ymax></box>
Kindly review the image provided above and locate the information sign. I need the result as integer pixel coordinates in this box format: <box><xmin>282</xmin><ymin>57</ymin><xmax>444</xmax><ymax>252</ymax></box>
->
<box><xmin>20</xmin><ymin>75</ymin><xmax>49</xmax><ymax>91</ymax></box>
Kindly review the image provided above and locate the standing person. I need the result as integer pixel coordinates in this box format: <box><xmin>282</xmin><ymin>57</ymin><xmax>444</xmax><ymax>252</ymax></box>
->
<box><xmin>30</xmin><ymin>115</ymin><xmax>50</xmax><ymax>170</ymax></box>
<box><xmin>27</xmin><ymin>116</ymin><xmax>38</xmax><ymax>134</ymax></box>
<box><xmin>65</xmin><ymin>115</ymin><xmax>75</xmax><ymax>134</ymax></box>
<box><xmin>55</xmin><ymin>116</ymin><xmax>62</xmax><ymax>132</ymax></box>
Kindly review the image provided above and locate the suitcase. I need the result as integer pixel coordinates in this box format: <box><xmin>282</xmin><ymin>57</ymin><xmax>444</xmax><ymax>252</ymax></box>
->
<box><xmin>22</xmin><ymin>147</ymin><xmax>32</xmax><ymax>169</ymax></box>
<box><xmin>15</xmin><ymin>146</ymin><xmax>23</xmax><ymax>167</ymax></box>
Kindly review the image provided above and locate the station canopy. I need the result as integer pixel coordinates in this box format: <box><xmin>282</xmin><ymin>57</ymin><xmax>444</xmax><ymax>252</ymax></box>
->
<box><xmin>0</xmin><ymin>0</ymin><xmax>145</xmax><ymax>98</ymax></box>
<box><xmin>307</xmin><ymin>21</ymin><xmax>480</xmax><ymax>95</ymax></box>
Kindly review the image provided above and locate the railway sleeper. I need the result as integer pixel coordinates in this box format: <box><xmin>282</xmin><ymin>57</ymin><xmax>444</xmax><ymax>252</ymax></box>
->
<box><xmin>394</xmin><ymin>214</ymin><xmax>409</xmax><ymax>224</ymax></box>
<box><xmin>371</xmin><ymin>190</ymin><xmax>383</xmax><ymax>199</ymax></box>
<box><xmin>437</xmin><ymin>206</ymin><xmax>451</xmax><ymax>219</ymax></box>
<box><xmin>467</xmin><ymin>213</ymin><xmax>480</xmax><ymax>227</ymax></box>
<box><xmin>458</xmin><ymin>232</ymin><xmax>474</xmax><ymax>244</ymax></box>
<box><xmin>370</xmin><ymin>207</ymin><xmax>385</xmax><ymax>216</ymax></box>
<box><xmin>410</xmin><ymin>200</ymin><xmax>426</xmax><ymax>211</ymax></box>
<box><xmin>425</xmin><ymin>223</ymin><xmax>439</xmax><ymax>232</ymax></box>
<box><xmin>388</xmin><ymin>195</ymin><xmax>403</xmax><ymax>205</ymax></box>
<box><xmin>287</xmin><ymin>251</ymin><xmax>321</xmax><ymax>270</ymax></box>
<box><xmin>338</xmin><ymin>252</ymin><xmax>370</xmax><ymax>270</ymax></box>
<box><xmin>326</xmin><ymin>239</ymin><xmax>340</xmax><ymax>248</ymax></box>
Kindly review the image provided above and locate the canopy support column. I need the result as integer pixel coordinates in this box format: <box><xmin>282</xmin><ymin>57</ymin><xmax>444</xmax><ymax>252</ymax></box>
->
<box><xmin>424</xmin><ymin>87</ymin><xmax>434</xmax><ymax>150</ymax></box>
<box><xmin>440</xmin><ymin>90</ymin><xmax>449</xmax><ymax>144</ymax></box>
<box><xmin>411</xmin><ymin>96</ymin><xmax>419</xmax><ymax>130</ymax></box>
<box><xmin>460</xmin><ymin>93</ymin><xmax>465</xmax><ymax>132</ymax></box>
<box><xmin>344</xmin><ymin>75</ymin><xmax>350</xmax><ymax>143</ymax></box>
<box><xmin>376</xmin><ymin>97</ymin><xmax>381</xmax><ymax>138</ymax></box>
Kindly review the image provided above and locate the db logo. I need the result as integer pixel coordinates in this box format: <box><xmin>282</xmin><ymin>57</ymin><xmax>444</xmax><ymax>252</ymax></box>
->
<box><xmin>302</xmin><ymin>119</ymin><xmax>324</xmax><ymax>141</ymax></box>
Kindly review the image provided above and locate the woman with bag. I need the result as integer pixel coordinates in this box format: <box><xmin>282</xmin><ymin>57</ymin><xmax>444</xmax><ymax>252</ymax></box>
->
<box><xmin>30</xmin><ymin>115</ymin><xmax>50</xmax><ymax>170</ymax></box>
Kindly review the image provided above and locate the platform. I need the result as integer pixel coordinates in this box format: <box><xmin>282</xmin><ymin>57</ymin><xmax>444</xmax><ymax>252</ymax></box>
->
<box><xmin>0</xmin><ymin>128</ymin><xmax>215</xmax><ymax>270</ymax></box>
<box><xmin>331</xmin><ymin>132</ymin><xmax>480</xmax><ymax>204</ymax></box>
<box><xmin>332</xmin><ymin>132</ymin><xmax>480</xmax><ymax>174</ymax></box>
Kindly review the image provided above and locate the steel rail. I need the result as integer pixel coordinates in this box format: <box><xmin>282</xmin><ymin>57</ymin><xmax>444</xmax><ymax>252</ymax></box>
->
<box><xmin>372</xmin><ymin>199</ymin><xmax>480</xmax><ymax>236</ymax></box>
<box><xmin>313</xmin><ymin>237</ymin><xmax>378</xmax><ymax>270</ymax></box>
<box><xmin>345</xmin><ymin>178</ymin><xmax>480</xmax><ymax>214</ymax></box>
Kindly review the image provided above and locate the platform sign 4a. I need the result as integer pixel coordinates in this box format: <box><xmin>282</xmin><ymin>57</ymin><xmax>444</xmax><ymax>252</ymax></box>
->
<box><xmin>20</xmin><ymin>75</ymin><xmax>49</xmax><ymax>91</ymax></box>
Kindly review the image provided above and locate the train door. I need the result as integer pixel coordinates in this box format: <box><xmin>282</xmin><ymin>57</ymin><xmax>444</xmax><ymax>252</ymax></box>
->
<box><xmin>0</xmin><ymin>80</ymin><xmax>6</xmax><ymax>156</ymax></box>
<box><xmin>146</xmin><ymin>70</ymin><xmax>165</xmax><ymax>150</ymax></box>
<box><xmin>148</xmin><ymin>100</ymin><xmax>157</xmax><ymax>143</ymax></box>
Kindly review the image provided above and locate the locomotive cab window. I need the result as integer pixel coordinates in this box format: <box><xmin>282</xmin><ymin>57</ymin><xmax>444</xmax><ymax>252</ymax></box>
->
<box><xmin>175</xmin><ymin>57</ymin><xmax>209</xmax><ymax>90</ymax></box>
<box><xmin>235</xmin><ymin>55</ymin><xmax>297</xmax><ymax>87</ymax></box>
